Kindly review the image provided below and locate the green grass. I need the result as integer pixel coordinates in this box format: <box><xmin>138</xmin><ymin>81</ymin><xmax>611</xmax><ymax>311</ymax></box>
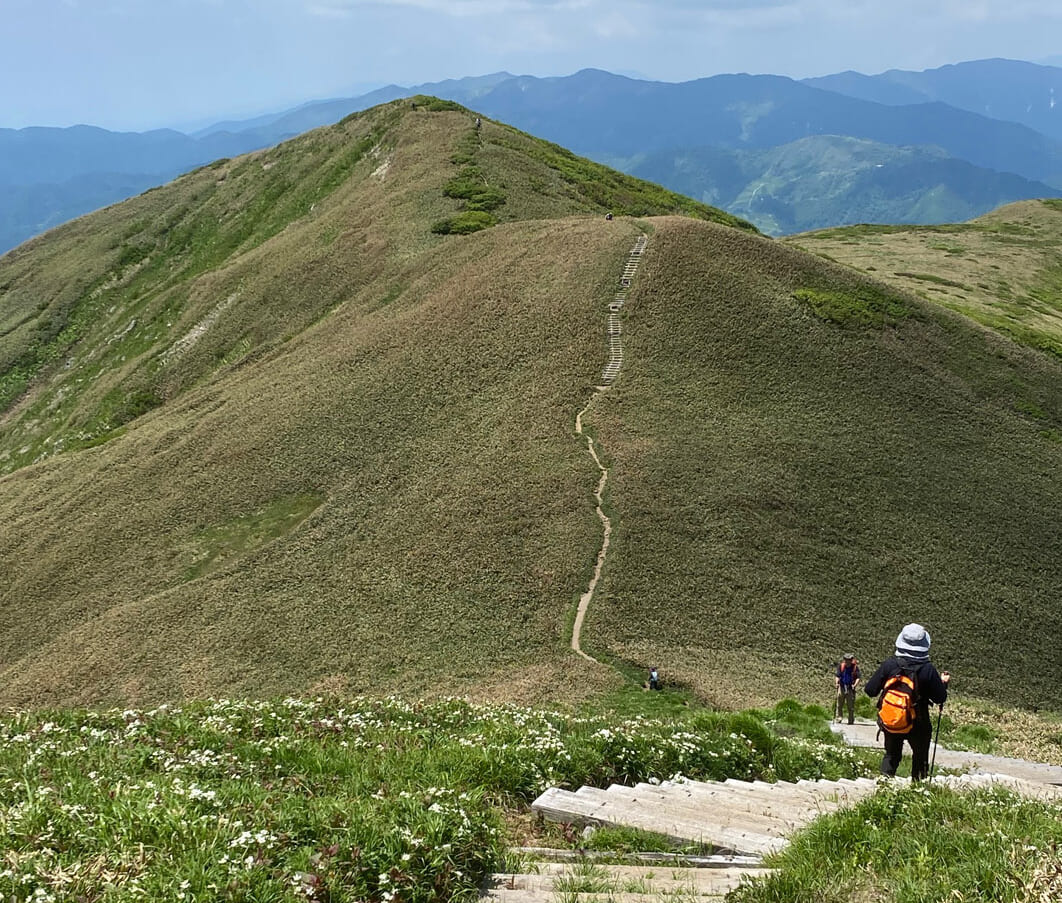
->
<box><xmin>0</xmin><ymin>696</ymin><xmax>871</xmax><ymax>902</ymax></box>
<box><xmin>0</xmin><ymin>100</ymin><xmax>1060</xmax><ymax>722</ymax></box>
<box><xmin>579</xmin><ymin>825</ymin><xmax>690</xmax><ymax>854</ymax></box>
<box><xmin>893</xmin><ymin>271</ymin><xmax>969</xmax><ymax>289</ymax></box>
<box><xmin>586</xmin><ymin>218</ymin><xmax>1062</xmax><ymax>712</ymax></box>
<box><xmin>793</xmin><ymin>283</ymin><xmax>917</xmax><ymax>327</ymax></box>
<box><xmin>789</xmin><ymin>200</ymin><xmax>1062</xmax><ymax>360</ymax></box>
<box><xmin>1</xmin><ymin>694</ymin><xmax>1055</xmax><ymax>903</ymax></box>
<box><xmin>179</xmin><ymin>494</ymin><xmax>324</xmax><ymax>582</ymax></box>
<box><xmin>431</xmin><ymin>211</ymin><xmax>497</xmax><ymax>234</ymax></box>
<box><xmin>490</xmin><ymin>129</ymin><xmax>758</xmax><ymax>232</ymax></box>
<box><xmin>730</xmin><ymin>782</ymin><xmax>1062</xmax><ymax>902</ymax></box>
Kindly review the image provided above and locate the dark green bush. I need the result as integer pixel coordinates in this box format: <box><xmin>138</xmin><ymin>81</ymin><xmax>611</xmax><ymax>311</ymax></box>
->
<box><xmin>431</xmin><ymin>211</ymin><xmax>496</xmax><ymax>235</ymax></box>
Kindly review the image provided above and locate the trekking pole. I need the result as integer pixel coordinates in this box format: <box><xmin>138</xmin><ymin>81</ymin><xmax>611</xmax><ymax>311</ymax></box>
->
<box><xmin>928</xmin><ymin>703</ymin><xmax>944</xmax><ymax>784</ymax></box>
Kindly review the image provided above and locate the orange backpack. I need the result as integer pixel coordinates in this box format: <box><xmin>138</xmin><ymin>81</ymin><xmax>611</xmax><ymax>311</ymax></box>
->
<box><xmin>877</xmin><ymin>670</ymin><xmax>918</xmax><ymax>734</ymax></box>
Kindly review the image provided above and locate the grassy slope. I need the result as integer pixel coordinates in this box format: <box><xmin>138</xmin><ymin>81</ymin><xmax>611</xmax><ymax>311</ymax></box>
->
<box><xmin>0</xmin><ymin>100</ymin><xmax>747</xmax><ymax>707</ymax></box>
<box><xmin>0</xmin><ymin>98</ymin><xmax>745</xmax><ymax>474</ymax></box>
<box><xmin>786</xmin><ymin>199</ymin><xmax>1062</xmax><ymax>359</ymax></box>
<box><xmin>585</xmin><ymin>217</ymin><xmax>1062</xmax><ymax>710</ymax></box>
<box><xmin>1</xmin><ymin>101</ymin><xmax>1060</xmax><ymax>714</ymax></box>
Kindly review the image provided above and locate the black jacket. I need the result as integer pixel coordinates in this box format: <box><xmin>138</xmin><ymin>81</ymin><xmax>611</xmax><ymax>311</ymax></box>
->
<box><xmin>865</xmin><ymin>656</ymin><xmax>948</xmax><ymax>720</ymax></box>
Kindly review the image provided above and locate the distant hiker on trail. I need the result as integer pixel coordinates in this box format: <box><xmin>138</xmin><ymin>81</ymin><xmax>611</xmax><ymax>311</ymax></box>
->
<box><xmin>864</xmin><ymin>623</ymin><xmax>950</xmax><ymax>780</ymax></box>
<box><xmin>834</xmin><ymin>652</ymin><xmax>861</xmax><ymax>725</ymax></box>
<box><xmin>648</xmin><ymin>667</ymin><xmax>661</xmax><ymax>691</ymax></box>
<box><xmin>605</xmin><ymin>212</ymin><xmax>613</xmax><ymax>221</ymax></box>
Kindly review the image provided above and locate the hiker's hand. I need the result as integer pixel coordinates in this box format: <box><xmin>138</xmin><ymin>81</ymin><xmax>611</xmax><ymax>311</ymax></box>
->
<box><xmin>941</xmin><ymin>671</ymin><xmax>951</xmax><ymax>685</ymax></box>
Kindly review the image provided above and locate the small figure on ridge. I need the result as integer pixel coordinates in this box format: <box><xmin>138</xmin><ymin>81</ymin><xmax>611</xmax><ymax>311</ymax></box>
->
<box><xmin>835</xmin><ymin>652</ymin><xmax>861</xmax><ymax>725</ymax></box>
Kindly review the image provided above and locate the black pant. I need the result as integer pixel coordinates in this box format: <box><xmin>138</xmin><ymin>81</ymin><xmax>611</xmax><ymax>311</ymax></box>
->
<box><xmin>880</xmin><ymin>715</ymin><xmax>933</xmax><ymax>779</ymax></box>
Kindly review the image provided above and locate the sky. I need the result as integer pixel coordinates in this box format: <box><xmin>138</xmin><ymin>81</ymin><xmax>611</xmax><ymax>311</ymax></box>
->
<box><xmin>4</xmin><ymin>0</ymin><xmax>1062</xmax><ymax>132</ymax></box>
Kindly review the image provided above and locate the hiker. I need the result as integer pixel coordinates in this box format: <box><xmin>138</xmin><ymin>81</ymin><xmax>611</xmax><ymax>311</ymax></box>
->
<box><xmin>648</xmin><ymin>667</ymin><xmax>661</xmax><ymax>691</ymax></box>
<box><xmin>864</xmin><ymin>623</ymin><xmax>950</xmax><ymax>780</ymax></box>
<box><xmin>605</xmin><ymin>212</ymin><xmax>613</xmax><ymax>221</ymax></box>
<box><xmin>834</xmin><ymin>652</ymin><xmax>861</xmax><ymax>725</ymax></box>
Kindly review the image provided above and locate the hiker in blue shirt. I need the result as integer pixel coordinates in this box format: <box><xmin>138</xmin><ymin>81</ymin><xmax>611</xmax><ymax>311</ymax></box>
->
<box><xmin>835</xmin><ymin>652</ymin><xmax>861</xmax><ymax>724</ymax></box>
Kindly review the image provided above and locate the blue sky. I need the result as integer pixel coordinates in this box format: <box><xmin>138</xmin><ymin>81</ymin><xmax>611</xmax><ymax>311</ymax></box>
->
<box><xmin>4</xmin><ymin>0</ymin><xmax>1062</xmax><ymax>131</ymax></box>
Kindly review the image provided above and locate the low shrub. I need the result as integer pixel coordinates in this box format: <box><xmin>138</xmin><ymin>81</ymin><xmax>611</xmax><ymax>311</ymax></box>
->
<box><xmin>793</xmin><ymin>283</ymin><xmax>916</xmax><ymax>327</ymax></box>
<box><xmin>431</xmin><ymin>211</ymin><xmax>497</xmax><ymax>235</ymax></box>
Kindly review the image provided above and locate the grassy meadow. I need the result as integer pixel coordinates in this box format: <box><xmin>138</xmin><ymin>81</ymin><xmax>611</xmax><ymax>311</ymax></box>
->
<box><xmin>2</xmin><ymin>693</ymin><xmax>1058</xmax><ymax>903</ymax></box>
<box><xmin>731</xmin><ymin>781</ymin><xmax>1062</xmax><ymax>903</ymax></box>
<box><xmin>0</xmin><ymin>97</ymin><xmax>1060</xmax><ymax>721</ymax></box>
<box><xmin>787</xmin><ymin>199</ymin><xmax>1062</xmax><ymax>360</ymax></box>
<box><xmin>0</xmin><ymin>100</ymin><xmax>745</xmax><ymax>708</ymax></box>
<box><xmin>0</xmin><ymin>696</ymin><xmax>872</xmax><ymax>902</ymax></box>
<box><xmin>584</xmin><ymin>217</ymin><xmax>1062</xmax><ymax>711</ymax></box>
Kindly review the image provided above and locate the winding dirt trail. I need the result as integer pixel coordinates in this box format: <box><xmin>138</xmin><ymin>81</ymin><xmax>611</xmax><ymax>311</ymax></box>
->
<box><xmin>571</xmin><ymin>392</ymin><xmax>612</xmax><ymax>662</ymax></box>
<box><xmin>570</xmin><ymin>233</ymin><xmax>648</xmax><ymax>662</ymax></box>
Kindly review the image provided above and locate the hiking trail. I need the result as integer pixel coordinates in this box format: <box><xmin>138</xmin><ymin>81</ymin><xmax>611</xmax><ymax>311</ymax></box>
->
<box><xmin>483</xmin><ymin>738</ymin><xmax>1062</xmax><ymax>902</ymax></box>
<box><xmin>570</xmin><ymin>232</ymin><xmax>648</xmax><ymax>664</ymax></box>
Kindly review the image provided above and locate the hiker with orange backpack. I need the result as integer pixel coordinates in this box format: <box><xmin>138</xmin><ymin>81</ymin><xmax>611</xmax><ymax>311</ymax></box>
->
<box><xmin>864</xmin><ymin>623</ymin><xmax>950</xmax><ymax>780</ymax></box>
<box><xmin>834</xmin><ymin>653</ymin><xmax>861</xmax><ymax>725</ymax></box>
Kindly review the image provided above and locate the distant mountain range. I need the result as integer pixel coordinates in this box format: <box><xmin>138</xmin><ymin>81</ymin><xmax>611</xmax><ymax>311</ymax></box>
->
<box><xmin>804</xmin><ymin>58</ymin><xmax>1062</xmax><ymax>142</ymax></box>
<box><xmin>4</xmin><ymin>58</ymin><xmax>1062</xmax><ymax>249</ymax></box>
<box><xmin>627</xmin><ymin>136</ymin><xmax>1061</xmax><ymax>235</ymax></box>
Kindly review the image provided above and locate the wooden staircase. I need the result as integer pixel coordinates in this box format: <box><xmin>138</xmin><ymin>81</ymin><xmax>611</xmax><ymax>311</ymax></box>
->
<box><xmin>601</xmin><ymin>234</ymin><xmax>648</xmax><ymax>385</ymax></box>
<box><xmin>532</xmin><ymin>777</ymin><xmax>878</xmax><ymax>856</ymax></box>
<box><xmin>531</xmin><ymin>773</ymin><xmax>1062</xmax><ymax>857</ymax></box>
<box><xmin>483</xmin><ymin>861</ymin><xmax>767</xmax><ymax>903</ymax></box>
<box><xmin>479</xmin><ymin>773</ymin><xmax>1062</xmax><ymax>901</ymax></box>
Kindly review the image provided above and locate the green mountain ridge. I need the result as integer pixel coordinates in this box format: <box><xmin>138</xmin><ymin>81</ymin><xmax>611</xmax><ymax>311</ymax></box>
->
<box><xmin>7</xmin><ymin>63</ymin><xmax>1062</xmax><ymax>255</ymax></box>
<box><xmin>1</xmin><ymin>99</ymin><xmax>1059</xmax><ymax>712</ymax></box>
<box><xmin>626</xmin><ymin>135</ymin><xmax>1061</xmax><ymax>236</ymax></box>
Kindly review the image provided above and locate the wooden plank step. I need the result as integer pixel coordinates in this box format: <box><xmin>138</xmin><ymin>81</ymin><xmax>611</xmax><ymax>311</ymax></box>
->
<box><xmin>729</xmin><ymin>777</ymin><xmax>878</xmax><ymax>799</ymax></box>
<box><xmin>482</xmin><ymin>865</ymin><xmax>762</xmax><ymax>901</ymax></box>
<box><xmin>641</xmin><ymin>782</ymin><xmax>837</xmax><ymax>823</ymax></box>
<box><xmin>939</xmin><ymin>773</ymin><xmax>1062</xmax><ymax>800</ymax></box>
<box><xmin>509</xmin><ymin>847</ymin><xmax>764</xmax><ymax>868</ymax></box>
<box><xmin>599</xmin><ymin>785</ymin><xmax>803</xmax><ymax>837</ymax></box>
<box><xmin>482</xmin><ymin>888</ymin><xmax>731</xmax><ymax>903</ymax></box>
<box><xmin>491</xmin><ymin>862</ymin><xmax>763</xmax><ymax>890</ymax></box>
<box><xmin>658</xmin><ymin>781</ymin><xmax>841</xmax><ymax>824</ymax></box>
<box><xmin>702</xmin><ymin>778</ymin><xmax>875</xmax><ymax>808</ymax></box>
<box><xmin>532</xmin><ymin>787</ymin><xmax>772</xmax><ymax>854</ymax></box>
<box><xmin>540</xmin><ymin>787</ymin><xmax>784</xmax><ymax>855</ymax></box>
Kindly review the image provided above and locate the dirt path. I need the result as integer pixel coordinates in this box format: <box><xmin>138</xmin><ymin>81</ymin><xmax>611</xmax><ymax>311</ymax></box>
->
<box><xmin>570</xmin><ymin>233</ymin><xmax>648</xmax><ymax>663</ymax></box>
<box><xmin>571</xmin><ymin>391</ymin><xmax>612</xmax><ymax>662</ymax></box>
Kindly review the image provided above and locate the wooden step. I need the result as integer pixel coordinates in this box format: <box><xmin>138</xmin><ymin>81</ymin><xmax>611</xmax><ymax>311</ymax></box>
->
<box><xmin>509</xmin><ymin>847</ymin><xmax>764</xmax><ymax>868</ymax></box>
<box><xmin>647</xmin><ymin>782</ymin><xmax>840</xmax><ymax>823</ymax></box>
<box><xmin>666</xmin><ymin>781</ymin><xmax>846</xmax><ymax>820</ymax></box>
<box><xmin>533</xmin><ymin>787</ymin><xmax>784</xmax><ymax>855</ymax></box>
<box><xmin>601</xmin><ymin>784</ymin><xmax>806</xmax><ymax>836</ymax></box>
<box><xmin>482</xmin><ymin>863</ymin><xmax>766</xmax><ymax>903</ymax></box>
